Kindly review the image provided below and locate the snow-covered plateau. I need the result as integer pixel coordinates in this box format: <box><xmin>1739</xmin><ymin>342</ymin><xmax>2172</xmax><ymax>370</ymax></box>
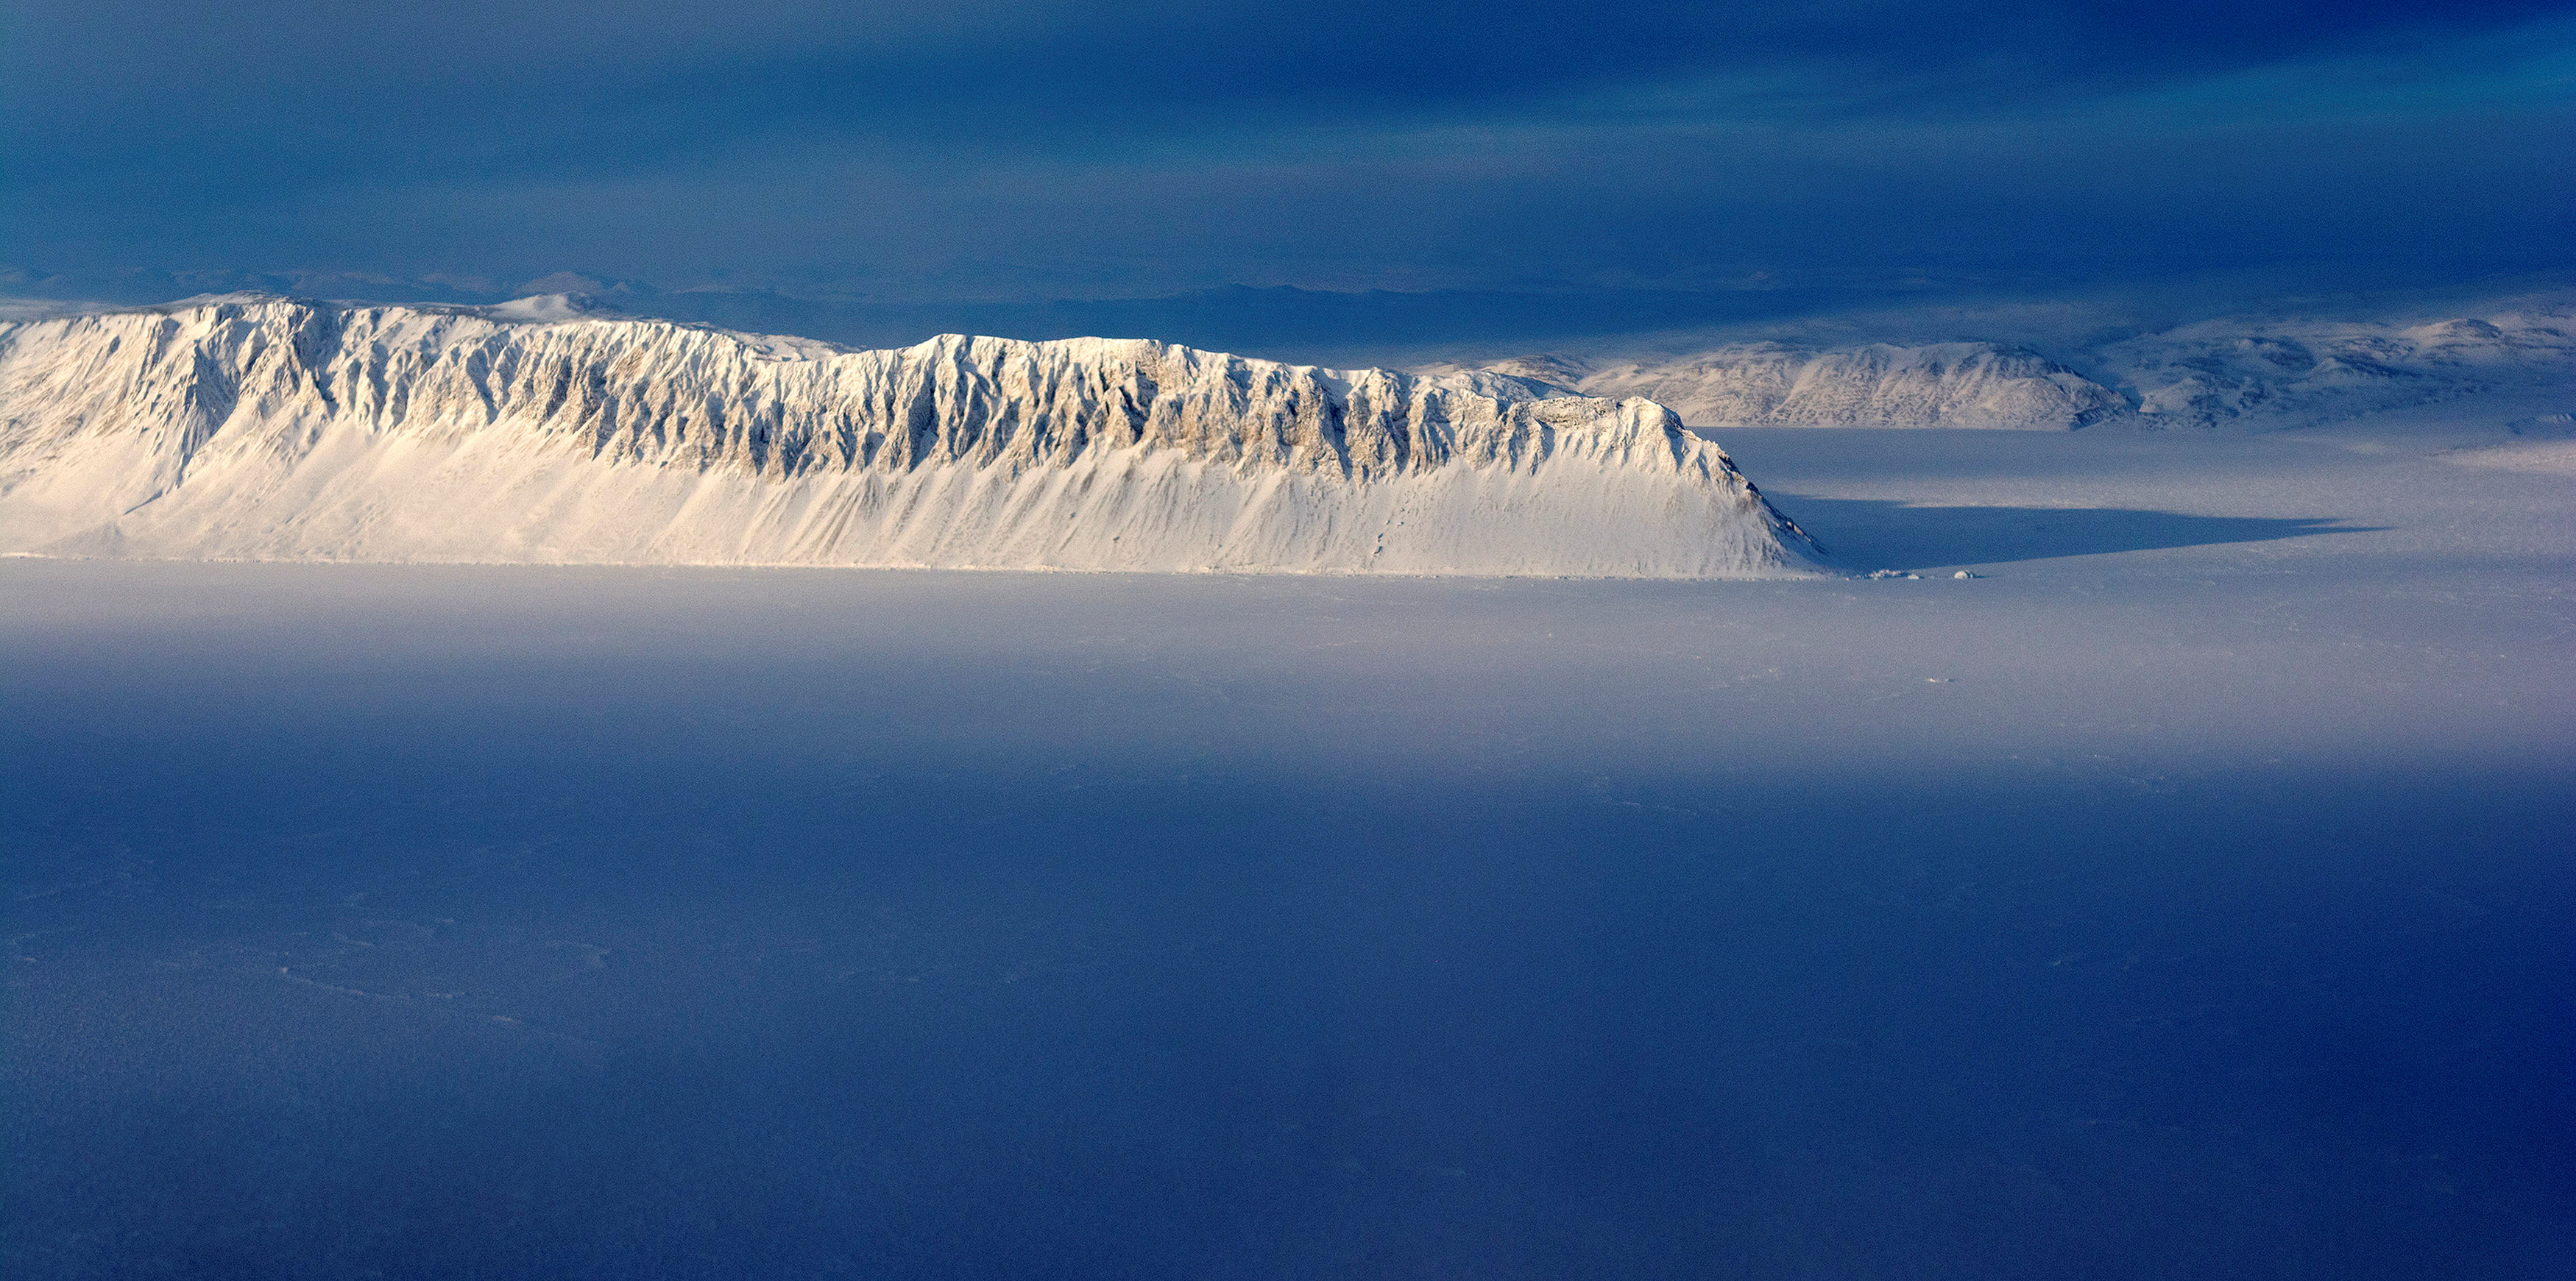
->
<box><xmin>1435</xmin><ymin>297</ymin><xmax>2575</xmax><ymax>431</ymax></box>
<box><xmin>1448</xmin><ymin>343</ymin><xmax>2131</xmax><ymax>431</ymax></box>
<box><xmin>0</xmin><ymin>297</ymin><xmax>1816</xmax><ymax>576</ymax></box>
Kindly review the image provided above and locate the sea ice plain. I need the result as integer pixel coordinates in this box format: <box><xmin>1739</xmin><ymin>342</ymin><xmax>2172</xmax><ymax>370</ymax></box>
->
<box><xmin>4</xmin><ymin>417</ymin><xmax>2569</xmax><ymax>1280</ymax></box>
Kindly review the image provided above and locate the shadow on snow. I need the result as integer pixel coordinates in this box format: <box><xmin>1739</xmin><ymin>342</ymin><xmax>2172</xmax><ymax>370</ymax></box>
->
<box><xmin>1768</xmin><ymin>496</ymin><xmax>2372</xmax><ymax>568</ymax></box>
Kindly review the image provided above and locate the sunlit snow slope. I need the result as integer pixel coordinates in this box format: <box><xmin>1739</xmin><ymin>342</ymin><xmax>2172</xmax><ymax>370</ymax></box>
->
<box><xmin>1436</xmin><ymin>344</ymin><xmax>2126</xmax><ymax>430</ymax></box>
<box><xmin>1436</xmin><ymin>298</ymin><xmax>2575</xmax><ymax>432</ymax></box>
<box><xmin>0</xmin><ymin>297</ymin><xmax>1817</xmax><ymax>576</ymax></box>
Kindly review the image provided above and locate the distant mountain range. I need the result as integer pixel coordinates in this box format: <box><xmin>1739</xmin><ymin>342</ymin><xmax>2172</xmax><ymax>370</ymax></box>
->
<box><xmin>1428</xmin><ymin>302</ymin><xmax>2575</xmax><ymax>430</ymax></box>
<box><xmin>0</xmin><ymin>269</ymin><xmax>1903</xmax><ymax>356</ymax></box>
<box><xmin>14</xmin><ymin>269</ymin><xmax>2556</xmax><ymax>436</ymax></box>
<box><xmin>2</xmin><ymin>284</ymin><xmax>2562</xmax><ymax>574</ymax></box>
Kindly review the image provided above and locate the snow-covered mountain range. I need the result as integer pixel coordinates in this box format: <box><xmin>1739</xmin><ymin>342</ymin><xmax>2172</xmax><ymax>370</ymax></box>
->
<box><xmin>1431</xmin><ymin>299</ymin><xmax>2574</xmax><ymax>431</ymax></box>
<box><xmin>2098</xmin><ymin>309</ymin><xmax>2575</xmax><ymax>429</ymax></box>
<box><xmin>0</xmin><ymin>296</ymin><xmax>1817</xmax><ymax>576</ymax></box>
<box><xmin>1444</xmin><ymin>344</ymin><xmax>2127</xmax><ymax>431</ymax></box>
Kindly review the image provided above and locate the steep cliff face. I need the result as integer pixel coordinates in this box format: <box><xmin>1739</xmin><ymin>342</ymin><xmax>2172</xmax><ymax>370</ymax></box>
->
<box><xmin>0</xmin><ymin>297</ymin><xmax>1819</xmax><ymax>576</ymax></box>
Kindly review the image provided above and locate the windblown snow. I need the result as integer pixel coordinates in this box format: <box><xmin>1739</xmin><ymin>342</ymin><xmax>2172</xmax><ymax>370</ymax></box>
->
<box><xmin>0</xmin><ymin>297</ymin><xmax>1816</xmax><ymax>576</ymax></box>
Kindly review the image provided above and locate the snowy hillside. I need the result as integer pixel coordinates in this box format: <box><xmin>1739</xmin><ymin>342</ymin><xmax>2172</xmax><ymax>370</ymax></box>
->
<box><xmin>0</xmin><ymin>296</ymin><xmax>1817</xmax><ymax>576</ymax></box>
<box><xmin>2097</xmin><ymin>306</ymin><xmax>2576</xmax><ymax>428</ymax></box>
<box><xmin>1435</xmin><ymin>298</ymin><xmax>2574</xmax><ymax>432</ymax></box>
<box><xmin>1431</xmin><ymin>343</ymin><xmax>2126</xmax><ymax>430</ymax></box>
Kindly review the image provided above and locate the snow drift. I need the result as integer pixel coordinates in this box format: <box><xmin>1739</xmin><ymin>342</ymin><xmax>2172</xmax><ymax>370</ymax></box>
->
<box><xmin>0</xmin><ymin>297</ymin><xmax>1818</xmax><ymax>577</ymax></box>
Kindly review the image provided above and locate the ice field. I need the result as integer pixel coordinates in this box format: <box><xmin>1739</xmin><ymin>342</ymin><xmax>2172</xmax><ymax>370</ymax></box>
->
<box><xmin>4</xmin><ymin>419</ymin><xmax>2571</xmax><ymax>1278</ymax></box>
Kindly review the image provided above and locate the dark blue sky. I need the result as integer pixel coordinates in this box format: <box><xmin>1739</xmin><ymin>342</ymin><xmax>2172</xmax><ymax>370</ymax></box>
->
<box><xmin>4</xmin><ymin>0</ymin><xmax>2569</xmax><ymax>346</ymax></box>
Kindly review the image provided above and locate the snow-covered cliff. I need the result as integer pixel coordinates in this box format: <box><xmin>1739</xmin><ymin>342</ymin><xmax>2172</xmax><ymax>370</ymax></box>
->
<box><xmin>0</xmin><ymin>297</ymin><xmax>1818</xmax><ymax>576</ymax></box>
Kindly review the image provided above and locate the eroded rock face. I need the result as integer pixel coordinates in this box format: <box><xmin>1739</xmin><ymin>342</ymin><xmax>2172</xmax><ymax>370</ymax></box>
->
<box><xmin>0</xmin><ymin>297</ymin><xmax>1818</xmax><ymax>577</ymax></box>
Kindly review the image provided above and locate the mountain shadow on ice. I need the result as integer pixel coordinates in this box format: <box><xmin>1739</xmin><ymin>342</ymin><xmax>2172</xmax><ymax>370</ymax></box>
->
<box><xmin>1768</xmin><ymin>497</ymin><xmax>2367</xmax><ymax>568</ymax></box>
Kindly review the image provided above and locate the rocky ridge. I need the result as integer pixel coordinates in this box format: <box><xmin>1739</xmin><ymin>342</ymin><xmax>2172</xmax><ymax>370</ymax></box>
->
<box><xmin>0</xmin><ymin>296</ymin><xmax>1817</xmax><ymax>576</ymax></box>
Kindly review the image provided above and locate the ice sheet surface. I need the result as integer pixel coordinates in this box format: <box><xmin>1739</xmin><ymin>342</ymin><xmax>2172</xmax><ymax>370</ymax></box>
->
<box><xmin>4</xmin><ymin>424</ymin><xmax>2571</xmax><ymax>1279</ymax></box>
